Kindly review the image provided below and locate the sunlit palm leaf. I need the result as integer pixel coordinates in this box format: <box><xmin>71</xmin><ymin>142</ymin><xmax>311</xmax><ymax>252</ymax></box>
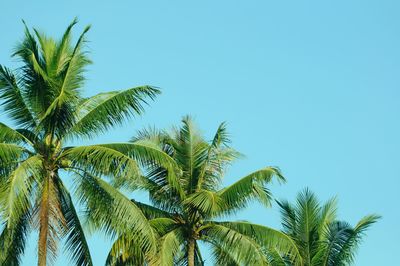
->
<box><xmin>214</xmin><ymin>221</ymin><xmax>302</xmax><ymax>265</ymax></box>
<box><xmin>0</xmin><ymin>123</ymin><xmax>34</xmax><ymax>146</ymax></box>
<box><xmin>218</xmin><ymin>167</ymin><xmax>285</xmax><ymax>214</ymax></box>
<box><xmin>70</xmin><ymin>86</ymin><xmax>160</xmax><ymax>138</ymax></box>
<box><xmin>201</xmin><ymin>224</ymin><xmax>269</xmax><ymax>266</ymax></box>
<box><xmin>0</xmin><ymin>155</ymin><xmax>42</xmax><ymax>224</ymax></box>
<box><xmin>63</xmin><ymin>144</ymin><xmax>142</xmax><ymax>189</ymax></box>
<box><xmin>0</xmin><ymin>19</ymin><xmax>160</xmax><ymax>265</ymax></box>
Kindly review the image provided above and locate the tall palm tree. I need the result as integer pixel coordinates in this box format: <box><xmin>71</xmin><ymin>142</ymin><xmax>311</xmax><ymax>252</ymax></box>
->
<box><xmin>275</xmin><ymin>189</ymin><xmax>380</xmax><ymax>266</ymax></box>
<box><xmin>0</xmin><ymin>19</ymin><xmax>170</xmax><ymax>265</ymax></box>
<box><xmin>106</xmin><ymin>116</ymin><xmax>300</xmax><ymax>266</ymax></box>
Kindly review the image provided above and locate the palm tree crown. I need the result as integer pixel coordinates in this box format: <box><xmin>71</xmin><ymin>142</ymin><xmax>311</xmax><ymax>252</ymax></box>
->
<box><xmin>107</xmin><ymin>117</ymin><xmax>299</xmax><ymax>266</ymax></box>
<box><xmin>276</xmin><ymin>189</ymin><xmax>380</xmax><ymax>266</ymax></box>
<box><xmin>0</xmin><ymin>19</ymin><xmax>163</xmax><ymax>265</ymax></box>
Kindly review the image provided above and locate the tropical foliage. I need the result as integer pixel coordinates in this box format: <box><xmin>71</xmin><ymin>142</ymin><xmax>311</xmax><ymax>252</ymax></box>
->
<box><xmin>106</xmin><ymin>117</ymin><xmax>301</xmax><ymax>266</ymax></box>
<box><xmin>274</xmin><ymin>189</ymin><xmax>380</xmax><ymax>266</ymax></box>
<box><xmin>0</xmin><ymin>20</ymin><xmax>379</xmax><ymax>266</ymax></box>
<box><xmin>0</xmin><ymin>19</ymin><xmax>166</xmax><ymax>265</ymax></box>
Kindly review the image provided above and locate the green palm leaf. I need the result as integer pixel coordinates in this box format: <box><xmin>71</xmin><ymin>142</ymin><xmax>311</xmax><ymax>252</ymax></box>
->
<box><xmin>55</xmin><ymin>178</ymin><xmax>93</xmax><ymax>266</ymax></box>
<box><xmin>155</xmin><ymin>228</ymin><xmax>184</xmax><ymax>266</ymax></box>
<box><xmin>0</xmin><ymin>65</ymin><xmax>36</xmax><ymax>128</ymax></box>
<box><xmin>63</xmin><ymin>144</ymin><xmax>142</xmax><ymax>188</ymax></box>
<box><xmin>201</xmin><ymin>223</ymin><xmax>269</xmax><ymax>266</ymax></box>
<box><xmin>107</xmin><ymin>118</ymin><xmax>288</xmax><ymax>266</ymax></box>
<box><xmin>76</xmin><ymin>173</ymin><xmax>157</xmax><ymax>255</ymax></box>
<box><xmin>0</xmin><ymin>123</ymin><xmax>34</xmax><ymax>146</ymax></box>
<box><xmin>277</xmin><ymin>189</ymin><xmax>380</xmax><ymax>266</ymax></box>
<box><xmin>38</xmin><ymin>24</ymin><xmax>91</xmax><ymax>136</ymax></box>
<box><xmin>183</xmin><ymin>190</ymin><xmax>225</xmax><ymax>217</ymax></box>
<box><xmin>218</xmin><ymin>167</ymin><xmax>285</xmax><ymax>214</ymax></box>
<box><xmin>0</xmin><ymin>19</ymin><xmax>161</xmax><ymax>264</ymax></box>
<box><xmin>0</xmin><ymin>143</ymin><xmax>29</xmax><ymax>166</ymax></box>
<box><xmin>0</xmin><ymin>210</ymin><xmax>31</xmax><ymax>265</ymax></box>
<box><xmin>0</xmin><ymin>155</ymin><xmax>43</xmax><ymax>224</ymax></box>
<box><xmin>215</xmin><ymin>221</ymin><xmax>302</xmax><ymax>265</ymax></box>
<box><xmin>70</xmin><ymin>86</ymin><xmax>160</xmax><ymax>138</ymax></box>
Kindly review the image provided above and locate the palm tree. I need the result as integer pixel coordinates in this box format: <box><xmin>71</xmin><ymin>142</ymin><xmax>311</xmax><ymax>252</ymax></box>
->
<box><xmin>0</xmin><ymin>19</ymin><xmax>170</xmax><ymax>265</ymax></box>
<box><xmin>106</xmin><ymin>116</ymin><xmax>300</xmax><ymax>266</ymax></box>
<box><xmin>275</xmin><ymin>189</ymin><xmax>380</xmax><ymax>266</ymax></box>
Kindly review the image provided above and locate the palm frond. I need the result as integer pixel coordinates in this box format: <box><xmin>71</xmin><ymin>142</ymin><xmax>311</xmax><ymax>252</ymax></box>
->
<box><xmin>201</xmin><ymin>223</ymin><xmax>269</xmax><ymax>266</ymax></box>
<box><xmin>196</xmin><ymin>122</ymin><xmax>241</xmax><ymax>191</ymax></box>
<box><xmin>218</xmin><ymin>167</ymin><xmax>285</xmax><ymax>214</ymax></box>
<box><xmin>75</xmin><ymin>172</ymin><xmax>157</xmax><ymax>256</ymax></box>
<box><xmin>318</xmin><ymin>196</ymin><xmax>338</xmax><ymax>236</ymax></box>
<box><xmin>211</xmin><ymin>243</ymin><xmax>240</xmax><ymax>266</ymax></box>
<box><xmin>106</xmin><ymin>233</ymin><xmax>146</xmax><ymax>266</ymax></box>
<box><xmin>294</xmin><ymin>188</ymin><xmax>321</xmax><ymax>264</ymax></box>
<box><xmin>62</xmin><ymin>144</ymin><xmax>142</xmax><ymax>189</ymax></box>
<box><xmin>0</xmin><ymin>155</ymin><xmax>42</xmax><ymax>224</ymax></box>
<box><xmin>70</xmin><ymin>86</ymin><xmax>160</xmax><ymax>138</ymax></box>
<box><xmin>131</xmin><ymin>200</ymin><xmax>173</xmax><ymax>220</ymax></box>
<box><xmin>152</xmin><ymin>228</ymin><xmax>184</xmax><ymax>266</ymax></box>
<box><xmin>149</xmin><ymin>217</ymin><xmax>179</xmax><ymax>236</ymax></box>
<box><xmin>0</xmin><ymin>143</ymin><xmax>28</xmax><ymax>169</ymax></box>
<box><xmin>104</xmin><ymin>142</ymin><xmax>183</xmax><ymax>195</ymax></box>
<box><xmin>37</xmin><ymin>26</ymin><xmax>91</xmax><ymax>136</ymax></box>
<box><xmin>13</xmin><ymin>21</ymin><xmax>53</xmax><ymax>119</ymax></box>
<box><xmin>183</xmin><ymin>190</ymin><xmax>225</xmax><ymax>218</ymax></box>
<box><xmin>276</xmin><ymin>199</ymin><xmax>297</xmax><ymax>237</ymax></box>
<box><xmin>0</xmin><ymin>65</ymin><xmax>36</xmax><ymax>128</ymax></box>
<box><xmin>0</xmin><ymin>122</ymin><xmax>34</xmax><ymax>146</ymax></box>
<box><xmin>328</xmin><ymin>215</ymin><xmax>381</xmax><ymax>265</ymax></box>
<box><xmin>0</xmin><ymin>210</ymin><xmax>31</xmax><ymax>265</ymax></box>
<box><xmin>54</xmin><ymin>177</ymin><xmax>92</xmax><ymax>266</ymax></box>
<box><xmin>214</xmin><ymin>221</ymin><xmax>302</xmax><ymax>265</ymax></box>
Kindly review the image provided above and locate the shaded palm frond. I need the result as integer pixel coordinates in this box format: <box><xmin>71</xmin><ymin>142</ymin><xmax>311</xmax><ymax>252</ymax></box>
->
<box><xmin>0</xmin><ymin>65</ymin><xmax>36</xmax><ymax>128</ymax></box>
<box><xmin>0</xmin><ymin>210</ymin><xmax>31</xmax><ymax>266</ymax></box>
<box><xmin>277</xmin><ymin>188</ymin><xmax>380</xmax><ymax>266</ymax></box>
<box><xmin>54</xmin><ymin>177</ymin><xmax>92</xmax><ymax>266</ymax></box>
<box><xmin>75</xmin><ymin>172</ymin><xmax>157</xmax><ymax>256</ymax></box>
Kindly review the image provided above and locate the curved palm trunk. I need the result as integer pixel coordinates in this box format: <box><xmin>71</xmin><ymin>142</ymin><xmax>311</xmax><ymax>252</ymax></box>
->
<box><xmin>188</xmin><ymin>239</ymin><xmax>196</xmax><ymax>266</ymax></box>
<box><xmin>38</xmin><ymin>176</ymin><xmax>50</xmax><ymax>266</ymax></box>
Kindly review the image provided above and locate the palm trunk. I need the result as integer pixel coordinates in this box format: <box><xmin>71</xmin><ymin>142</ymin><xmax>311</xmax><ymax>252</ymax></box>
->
<box><xmin>188</xmin><ymin>238</ymin><xmax>195</xmax><ymax>266</ymax></box>
<box><xmin>38</xmin><ymin>176</ymin><xmax>50</xmax><ymax>266</ymax></box>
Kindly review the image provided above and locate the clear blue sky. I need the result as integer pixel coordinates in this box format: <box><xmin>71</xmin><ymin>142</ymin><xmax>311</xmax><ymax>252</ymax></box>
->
<box><xmin>1</xmin><ymin>1</ymin><xmax>398</xmax><ymax>265</ymax></box>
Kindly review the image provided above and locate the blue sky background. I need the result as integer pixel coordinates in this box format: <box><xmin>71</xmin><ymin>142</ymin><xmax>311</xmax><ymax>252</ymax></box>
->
<box><xmin>1</xmin><ymin>1</ymin><xmax>399</xmax><ymax>265</ymax></box>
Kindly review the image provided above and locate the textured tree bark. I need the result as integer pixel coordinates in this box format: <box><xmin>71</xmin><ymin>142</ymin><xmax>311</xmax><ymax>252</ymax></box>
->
<box><xmin>188</xmin><ymin>238</ymin><xmax>196</xmax><ymax>266</ymax></box>
<box><xmin>38</xmin><ymin>176</ymin><xmax>50</xmax><ymax>266</ymax></box>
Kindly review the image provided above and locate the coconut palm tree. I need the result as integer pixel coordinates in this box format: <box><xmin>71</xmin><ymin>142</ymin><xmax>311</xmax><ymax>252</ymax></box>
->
<box><xmin>106</xmin><ymin>116</ymin><xmax>301</xmax><ymax>266</ymax></box>
<box><xmin>275</xmin><ymin>189</ymin><xmax>380</xmax><ymax>266</ymax></box>
<box><xmin>0</xmin><ymin>19</ymin><xmax>171</xmax><ymax>265</ymax></box>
